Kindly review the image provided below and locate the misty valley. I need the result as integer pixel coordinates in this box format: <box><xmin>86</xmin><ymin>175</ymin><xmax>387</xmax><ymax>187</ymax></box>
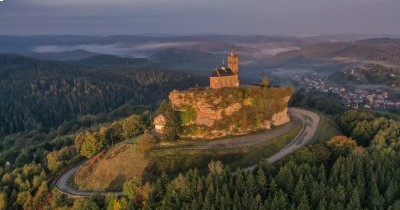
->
<box><xmin>1</xmin><ymin>34</ymin><xmax>400</xmax><ymax>210</ymax></box>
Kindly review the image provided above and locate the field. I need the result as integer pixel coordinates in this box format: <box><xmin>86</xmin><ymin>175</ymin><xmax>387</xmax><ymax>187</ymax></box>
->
<box><xmin>72</xmin><ymin>122</ymin><xmax>302</xmax><ymax>191</ymax></box>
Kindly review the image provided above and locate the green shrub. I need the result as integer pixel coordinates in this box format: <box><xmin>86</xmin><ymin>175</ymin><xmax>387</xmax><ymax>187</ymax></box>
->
<box><xmin>179</xmin><ymin>106</ymin><xmax>197</xmax><ymax>124</ymax></box>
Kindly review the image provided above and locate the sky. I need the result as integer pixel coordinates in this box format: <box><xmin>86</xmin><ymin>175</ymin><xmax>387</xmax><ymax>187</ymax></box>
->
<box><xmin>0</xmin><ymin>0</ymin><xmax>399</xmax><ymax>36</ymax></box>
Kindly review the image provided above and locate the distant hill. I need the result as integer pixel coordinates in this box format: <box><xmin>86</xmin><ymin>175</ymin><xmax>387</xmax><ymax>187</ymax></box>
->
<box><xmin>0</xmin><ymin>54</ymin><xmax>206</xmax><ymax>136</ymax></box>
<box><xmin>302</xmin><ymin>34</ymin><xmax>400</xmax><ymax>43</ymax></box>
<box><xmin>329</xmin><ymin>63</ymin><xmax>400</xmax><ymax>87</ymax></box>
<box><xmin>25</xmin><ymin>51</ymin><xmax>150</xmax><ymax>67</ymax></box>
<box><xmin>266</xmin><ymin>42</ymin><xmax>349</xmax><ymax>66</ymax></box>
<box><xmin>150</xmin><ymin>48</ymin><xmax>220</xmax><ymax>73</ymax></box>
<box><xmin>70</xmin><ymin>54</ymin><xmax>148</xmax><ymax>66</ymax></box>
<box><xmin>0</xmin><ymin>35</ymin><xmax>303</xmax><ymax>54</ymax></box>
<box><xmin>267</xmin><ymin>38</ymin><xmax>400</xmax><ymax>67</ymax></box>
<box><xmin>332</xmin><ymin>38</ymin><xmax>400</xmax><ymax>64</ymax></box>
<box><xmin>24</xmin><ymin>49</ymin><xmax>99</xmax><ymax>61</ymax></box>
<box><xmin>151</xmin><ymin>48</ymin><xmax>215</xmax><ymax>63</ymax></box>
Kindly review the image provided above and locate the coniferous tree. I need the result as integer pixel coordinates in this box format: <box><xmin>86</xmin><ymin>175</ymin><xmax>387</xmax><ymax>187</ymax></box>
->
<box><xmin>233</xmin><ymin>191</ymin><xmax>241</xmax><ymax>209</ymax></box>
<box><xmin>369</xmin><ymin>178</ymin><xmax>384</xmax><ymax>209</ymax></box>
<box><xmin>293</xmin><ymin>176</ymin><xmax>305</xmax><ymax>205</ymax></box>
<box><xmin>384</xmin><ymin>181</ymin><xmax>397</xmax><ymax>206</ymax></box>
<box><xmin>256</xmin><ymin>167</ymin><xmax>267</xmax><ymax>196</ymax></box>
<box><xmin>336</xmin><ymin>184</ymin><xmax>346</xmax><ymax>204</ymax></box>
<box><xmin>245</xmin><ymin>173</ymin><xmax>257</xmax><ymax>195</ymax></box>
<box><xmin>152</xmin><ymin>173</ymin><xmax>169</xmax><ymax>201</ymax></box>
<box><xmin>297</xmin><ymin>194</ymin><xmax>311</xmax><ymax>210</ymax></box>
<box><xmin>269</xmin><ymin>179</ymin><xmax>278</xmax><ymax>194</ymax></box>
<box><xmin>318</xmin><ymin>198</ymin><xmax>327</xmax><ymax>210</ymax></box>
<box><xmin>161</xmin><ymin>102</ymin><xmax>181</xmax><ymax>141</ymax></box>
<box><xmin>310</xmin><ymin>182</ymin><xmax>321</xmax><ymax>208</ymax></box>
<box><xmin>391</xmin><ymin>200</ymin><xmax>400</xmax><ymax>210</ymax></box>
<box><xmin>347</xmin><ymin>188</ymin><xmax>362</xmax><ymax>210</ymax></box>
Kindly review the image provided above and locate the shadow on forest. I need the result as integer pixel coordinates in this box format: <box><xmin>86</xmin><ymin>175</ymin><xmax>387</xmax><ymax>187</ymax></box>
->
<box><xmin>141</xmin><ymin>151</ymin><xmax>246</xmax><ymax>181</ymax></box>
<box><xmin>107</xmin><ymin>174</ymin><xmax>125</xmax><ymax>191</ymax></box>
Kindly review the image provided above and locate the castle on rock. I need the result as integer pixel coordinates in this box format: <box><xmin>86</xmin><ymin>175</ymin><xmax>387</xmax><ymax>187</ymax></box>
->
<box><xmin>210</xmin><ymin>49</ymin><xmax>239</xmax><ymax>89</ymax></box>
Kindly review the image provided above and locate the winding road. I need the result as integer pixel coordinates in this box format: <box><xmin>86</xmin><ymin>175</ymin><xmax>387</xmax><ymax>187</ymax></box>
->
<box><xmin>55</xmin><ymin>108</ymin><xmax>320</xmax><ymax>197</ymax></box>
<box><xmin>247</xmin><ymin>108</ymin><xmax>319</xmax><ymax>170</ymax></box>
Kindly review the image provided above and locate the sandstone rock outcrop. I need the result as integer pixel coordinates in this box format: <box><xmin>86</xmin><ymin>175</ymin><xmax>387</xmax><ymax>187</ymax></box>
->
<box><xmin>169</xmin><ymin>86</ymin><xmax>292</xmax><ymax>139</ymax></box>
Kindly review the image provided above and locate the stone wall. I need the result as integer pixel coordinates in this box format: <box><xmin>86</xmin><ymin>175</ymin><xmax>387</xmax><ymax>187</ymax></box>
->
<box><xmin>210</xmin><ymin>74</ymin><xmax>239</xmax><ymax>89</ymax></box>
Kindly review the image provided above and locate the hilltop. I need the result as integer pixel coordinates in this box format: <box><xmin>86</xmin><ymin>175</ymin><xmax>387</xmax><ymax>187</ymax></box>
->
<box><xmin>169</xmin><ymin>86</ymin><xmax>292</xmax><ymax>139</ymax></box>
<box><xmin>69</xmin><ymin>54</ymin><xmax>148</xmax><ymax>66</ymax></box>
<box><xmin>24</xmin><ymin>49</ymin><xmax>99</xmax><ymax>61</ymax></box>
<box><xmin>329</xmin><ymin>63</ymin><xmax>400</xmax><ymax>87</ymax></box>
<box><xmin>267</xmin><ymin>38</ymin><xmax>400</xmax><ymax>67</ymax></box>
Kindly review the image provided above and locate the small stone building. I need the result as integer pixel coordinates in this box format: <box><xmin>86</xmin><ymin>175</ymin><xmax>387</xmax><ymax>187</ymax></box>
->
<box><xmin>153</xmin><ymin>115</ymin><xmax>166</xmax><ymax>133</ymax></box>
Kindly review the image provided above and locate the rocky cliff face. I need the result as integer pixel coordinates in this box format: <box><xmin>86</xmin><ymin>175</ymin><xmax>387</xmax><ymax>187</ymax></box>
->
<box><xmin>169</xmin><ymin>86</ymin><xmax>292</xmax><ymax>139</ymax></box>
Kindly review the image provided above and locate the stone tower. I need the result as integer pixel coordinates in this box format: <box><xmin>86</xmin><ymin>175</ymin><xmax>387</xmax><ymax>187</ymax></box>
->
<box><xmin>228</xmin><ymin>48</ymin><xmax>239</xmax><ymax>75</ymax></box>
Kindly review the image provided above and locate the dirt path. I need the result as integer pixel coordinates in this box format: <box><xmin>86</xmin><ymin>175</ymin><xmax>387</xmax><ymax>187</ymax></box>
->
<box><xmin>55</xmin><ymin>108</ymin><xmax>319</xmax><ymax>197</ymax></box>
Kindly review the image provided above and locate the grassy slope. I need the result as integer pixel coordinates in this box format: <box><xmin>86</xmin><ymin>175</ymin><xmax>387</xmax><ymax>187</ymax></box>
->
<box><xmin>73</xmin><ymin>139</ymin><xmax>149</xmax><ymax>191</ymax></box>
<box><xmin>311</xmin><ymin>112</ymin><xmax>342</xmax><ymax>143</ymax></box>
<box><xmin>72</xmin><ymin>110</ymin><xmax>340</xmax><ymax>192</ymax></box>
<box><xmin>150</xmin><ymin>123</ymin><xmax>302</xmax><ymax>177</ymax></box>
<box><xmin>73</xmin><ymin>122</ymin><xmax>302</xmax><ymax>191</ymax></box>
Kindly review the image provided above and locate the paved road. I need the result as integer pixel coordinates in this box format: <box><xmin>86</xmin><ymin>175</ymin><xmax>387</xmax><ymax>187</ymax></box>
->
<box><xmin>246</xmin><ymin>108</ymin><xmax>320</xmax><ymax>170</ymax></box>
<box><xmin>184</xmin><ymin>117</ymin><xmax>298</xmax><ymax>150</ymax></box>
<box><xmin>55</xmin><ymin>161</ymin><xmax>123</xmax><ymax>197</ymax></box>
<box><xmin>55</xmin><ymin>108</ymin><xmax>319</xmax><ymax>197</ymax></box>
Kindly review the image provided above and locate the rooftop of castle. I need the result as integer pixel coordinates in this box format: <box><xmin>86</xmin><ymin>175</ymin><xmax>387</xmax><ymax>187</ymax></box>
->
<box><xmin>210</xmin><ymin>66</ymin><xmax>235</xmax><ymax>77</ymax></box>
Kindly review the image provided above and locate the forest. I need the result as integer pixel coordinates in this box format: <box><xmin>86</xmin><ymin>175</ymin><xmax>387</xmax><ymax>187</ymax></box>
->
<box><xmin>1</xmin><ymin>107</ymin><xmax>399</xmax><ymax>209</ymax></box>
<box><xmin>267</xmin><ymin>38</ymin><xmax>400</xmax><ymax>67</ymax></box>
<box><xmin>1</xmin><ymin>54</ymin><xmax>400</xmax><ymax>209</ymax></box>
<box><xmin>0</xmin><ymin>54</ymin><xmax>206</xmax><ymax>136</ymax></box>
<box><xmin>0</xmin><ymin>54</ymin><xmax>206</xmax><ymax>209</ymax></box>
<box><xmin>329</xmin><ymin>64</ymin><xmax>400</xmax><ymax>87</ymax></box>
<box><xmin>1</xmin><ymin>81</ymin><xmax>400</xmax><ymax>209</ymax></box>
<box><xmin>104</xmin><ymin>109</ymin><xmax>399</xmax><ymax>210</ymax></box>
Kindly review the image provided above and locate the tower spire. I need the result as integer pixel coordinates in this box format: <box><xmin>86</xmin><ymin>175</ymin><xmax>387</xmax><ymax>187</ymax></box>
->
<box><xmin>228</xmin><ymin>47</ymin><xmax>239</xmax><ymax>75</ymax></box>
<box><xmin>230</xmin><ymin>47</ymin><xmax>236</xmax><ymax>56</ymax></box>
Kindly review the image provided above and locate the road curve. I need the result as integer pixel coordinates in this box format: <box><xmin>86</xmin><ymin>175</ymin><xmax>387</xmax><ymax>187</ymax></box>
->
<box><xmin>55</xmin><ymin>108</ymin><xmax>319</xmax><ymax>197</ymax></box>
<box><xmin>55</xmin><ymin>161</ymin><xmax>123</xmax><ymax>197</ymax></box>
<box><xmin>246</xmin><ymin>108</ymin><xmax>320</xmax><ymax>170</ymax></box>
<box><xmin>268</xmin><ymin>108</ymin><xmax>320</xmax><ymax>162</ymax></box>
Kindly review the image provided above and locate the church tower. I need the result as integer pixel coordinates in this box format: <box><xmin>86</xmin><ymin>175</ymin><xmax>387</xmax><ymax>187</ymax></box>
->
<box><xmin>228</xmin><ymin>48</ymin><xmax>239</xmax><ymax>75</ymax></box>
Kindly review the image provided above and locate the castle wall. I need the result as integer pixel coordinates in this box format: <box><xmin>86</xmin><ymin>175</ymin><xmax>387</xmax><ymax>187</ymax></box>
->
<box><xmin>210</xmin><ymin>77</ymin><xmax>220</xmax><ymax>89</ymax></box>
<box><xmin>210</xmin><ymin>75</ymin><xmax>239</xmax><ymax>89</ymax></box>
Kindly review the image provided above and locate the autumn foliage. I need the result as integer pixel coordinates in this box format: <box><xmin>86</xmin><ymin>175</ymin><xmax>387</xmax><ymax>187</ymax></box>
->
<box><xmin>325</xmin><ymin>135</ymin><xmax>357</xmax><ymax>156</ymax></box>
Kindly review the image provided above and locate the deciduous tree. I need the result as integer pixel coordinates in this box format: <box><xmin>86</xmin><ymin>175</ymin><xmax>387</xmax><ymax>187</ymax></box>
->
<box><xmin>326</xmin><ymin>135</ymin><xmax>357</xmax><ymax>156</ymax></box>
